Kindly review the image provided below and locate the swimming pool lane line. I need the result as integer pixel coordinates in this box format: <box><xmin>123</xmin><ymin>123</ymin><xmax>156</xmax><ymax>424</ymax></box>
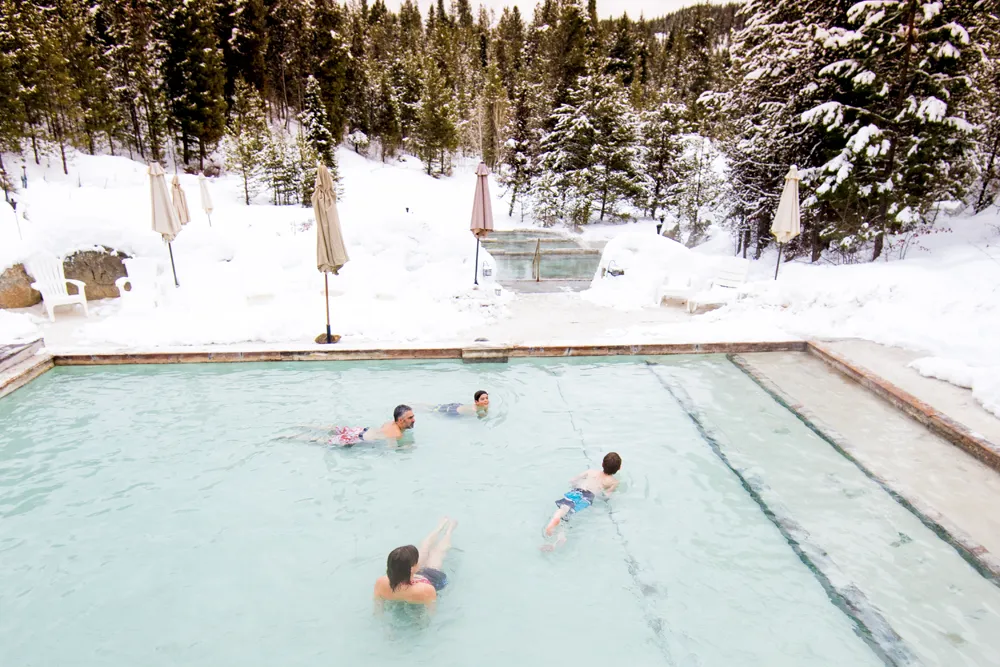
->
<box><xmin>644</xmin><ymin>362</ymin><xmax>920</xmax><ymax>667</ymax></box>
<box><xmin>547</xmin><ymin>367</ymin><xmax>675</xmax><ymax>666</ymax></box>
<box><xmin>727</xmin><ymin>353</ymin><xmax>1000</xmax><ymax>588</ymax></box>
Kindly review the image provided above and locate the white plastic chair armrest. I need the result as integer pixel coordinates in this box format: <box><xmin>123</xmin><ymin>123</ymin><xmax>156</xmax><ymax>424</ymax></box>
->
<box><xmin>115</xmin><ymin>276</ymin><xmax>132</xmax><ymax>291</ymax></box>
<box><xmin>65</xmin><ymin>279</ymin><xmax>87</xmax><ymax>298</ymax></box>
<box><xmin>29</xmin><ymin>282</ymin><xmax>41</xmax><ymax>291</ymax></box>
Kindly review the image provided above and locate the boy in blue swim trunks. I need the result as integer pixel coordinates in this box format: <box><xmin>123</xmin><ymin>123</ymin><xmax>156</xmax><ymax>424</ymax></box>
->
<box><xmin>545</xmin><ymin>452</ymin><xmax>622</xmax><ymax>537</ymax></box>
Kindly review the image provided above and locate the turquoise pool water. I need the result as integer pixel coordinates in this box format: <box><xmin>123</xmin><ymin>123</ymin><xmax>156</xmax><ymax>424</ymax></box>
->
<box><xmin>2</xmin><ymin>357</ymin><xmax>999</xmax><ymax>666</ymax></box>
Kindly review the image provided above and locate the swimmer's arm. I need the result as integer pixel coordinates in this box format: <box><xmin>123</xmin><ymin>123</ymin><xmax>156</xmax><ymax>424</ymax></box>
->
<box><xmin>569</xmin><ymin>471</ymin><xmax>588</xmax><ymax>485</ymax></box>
<box><xmin>373</xmin><ymin>586</ymin><xmax>385</xmax><ymax>615</ymax></box>
<box><xmin>603</xmin><ymin>478</ymin><xmax>621</xmax><ymax>498</ymax></box>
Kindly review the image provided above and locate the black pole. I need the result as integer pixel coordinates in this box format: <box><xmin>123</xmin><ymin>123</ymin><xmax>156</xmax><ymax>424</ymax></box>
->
<box><xmin>168</xmin><ymin>242</ymin><xmax>179</xmax><ymax>286</ymax></box>
<box><xmin>773</xmin><ymin>242</ymin><xmax>782</xmax><ymax>280</ymax></box>
<box><xmin>473</xmin><ymin>236</ymin><xmax>480</xmax><ymax>285</ymax></box>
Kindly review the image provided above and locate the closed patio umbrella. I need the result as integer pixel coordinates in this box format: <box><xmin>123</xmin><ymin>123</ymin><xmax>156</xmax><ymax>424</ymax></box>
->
<box><xmin>199</xmin><ymin>175</ymin><xmax>214</xmax><ymax>226</ymax></box>
<box><xmin>149</xmin><ymin>162</ymin><xmax>181</xmax><ymax>286</ymax></box>
<box><xmin>314</xmin><ymin>163</ymin><xmax>349</xmax><ymax>344</ymax></box>
<box><xmin>771</xmin><ymin>165</ymin><xmax>801</xmax><ymax>279</ymax></box>
<box><xmin>171</xmin><ymin>175</ymin><xmax>191</xmax><ymax>226</ymax></box>
<box><xmin>470</xmin><ymin>162</ymin><xmax>494</xmax><ymax>285</ymax></box>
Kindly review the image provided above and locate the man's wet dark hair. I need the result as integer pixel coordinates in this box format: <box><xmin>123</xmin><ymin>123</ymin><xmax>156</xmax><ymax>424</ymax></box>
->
<box><xmin>393</xmin><ymin>404</ymin><xmax>412</xmax><ymax>422</ymax></box>
<box><xmin>603</xmin><ymin>452</ymin><xmax>622</xmax><ymax>475</ymax></box>
<box><xmin>387</xmin><ymin>545</ymin><xmax>419</xmax><ymax>590</ymax></box>
<box><xmin>474</xmin><ymin>390</ymin><xmax>488</xmax><ymax>402</ymax></box>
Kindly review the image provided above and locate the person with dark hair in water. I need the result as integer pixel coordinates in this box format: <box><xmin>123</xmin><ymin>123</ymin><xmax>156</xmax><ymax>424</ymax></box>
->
<box><xmin>429</xmin><ymin>390</ymin><xmax>490</xmax><ymax>417</ymax></box>
<box><xmin>542</xmin><ymin>452</ymin><xmax>622</xmax><ymax>550</ymax></box>
<box><xmin>374</xmin><ymin>518</ymin><xmax>457</xmax><ymax>611</ymax></box>
<box><xmin>325</xmin><ymin>404</ymin><xmax>415</xmax><ymax>446</ymax></box>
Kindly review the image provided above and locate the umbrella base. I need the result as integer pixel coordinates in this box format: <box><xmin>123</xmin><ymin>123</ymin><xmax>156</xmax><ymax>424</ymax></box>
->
<box><xmin>315</xmin><ymin>333</ymin><xmax>342</xmax><ymax>344</ymax></box>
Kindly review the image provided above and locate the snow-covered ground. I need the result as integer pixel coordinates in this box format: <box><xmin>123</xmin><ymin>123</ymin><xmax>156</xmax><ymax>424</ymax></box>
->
<box><xmin>1</xmin><ymin>148</ymin><xmax>999</xmax><ymax>417</ymax></box>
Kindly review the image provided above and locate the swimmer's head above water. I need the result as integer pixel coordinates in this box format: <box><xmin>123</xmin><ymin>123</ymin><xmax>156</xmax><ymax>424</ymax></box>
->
<box><xmin>393</xmin><ymin>404</ymin><xmax>415</xmax><ymax>430</ymax></box>
<box><xmin>603</xmin><ymin>452</ymin><xmax>622</xmax><ymax>475</ymax></box>
<box><xmin>386</xmin><ymin>544</ymin><xmax>420</xmax><ymax>590</ymax></box>
<box><xmin>473</xmin><ymin>390</ymin><xmax>489</xmax><ymax>410</ymax></box>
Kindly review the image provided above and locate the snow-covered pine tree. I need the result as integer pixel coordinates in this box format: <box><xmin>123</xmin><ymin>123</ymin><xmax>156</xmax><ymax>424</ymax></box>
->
<box><xmin>415</xmin><ymin>60</ymin><xmax>459</xmax><ymax>175</ymax></box>
<box><xmin>968</xmin><ymin>0</ymin><xmax>1000</xmax><ymax>212</ymax></box>
<box><xmin>312</xmin><ymin>0</ymin><xmax>351</xmax><ymax>139</ymax></box>
<box><xmin>58</xmin><ymin>0</ymin><xmax>120</xmax><ymax>156</ymax></box>
<box><xmin>0</xmin><ymin>0</ymin><xmax>25</xmax><ymax>156</ymax></box>
<box><xmin>478</xmin><ymin>62</ymin><xmax>506</xmax><ymax>169</ymax></box>
<box><xmin>345</xmin><ymin>8</ymin><xmax>372</xmax><ymax>139</ymax></box>
<box><xmin>24</xmin><ymin>1</ymin><xmax>83</xmax><ymax>173</ymax></box>
<box><xmin>229</xmin><ymin>0</ymin><xmax>269</xmax><ymax>99</ymax></box>
<box><xmin>497</xmin><ymin>81</ymin><xmax>536</xmax><ymax>217</ymax></box>
<box><xmin>533</xmin><ymin>59</ymin><xmax>640</xmax><ymax>226</ymax></box>
<box><xmin>638</xmin><ymin>100</ymin><xmax>686</xmax><ymax>221</ymax></box>
<box><xmin>300</xmin><ymin>75</ymin><xmax>340</xmax><ymax>181</ymax></box>
<box><xmin>714</xmin><ymin>0</ymin><xmax>836</xmax><ymax>260</ymax></box>
<box><xmin>296</xmin><ymin>130</ymin><xmax>319</xmax><ymax>206</ymax></box>
<box><xmin>225</xmin><ymin>79</ymin><xmax>268</xmax><ymax>205</ymax></box>
<box><xmin>804</xmin><ymin>0</ymin><xmax>979</xmax><ymax>260</ymax></box>
<box><xmin>371</xmin><ymin>67</ymin><xmax>402</xmax><ymax>161</ymax></box>
<box><xmin>263</xmin><ymin>127</ymin><xmax>300</xmax><ymax>205</ymax></box>
<box><xmin>390</xmin><ymin>53</ymin><xmax>423</xmax><ymax>150</ymax></box>
<box><xmin>159</xmin><ymin>0</ymin><xmax>227</xmax><ymax>169</ymax></box>
<box><xmin>674</xmin><ymin>134</ymin><xmax>725</xmax><ymax>246</ymax></box>
<box><xmin>495</xmin><ymin>6</ymin><xmax>525</xmax><ymax>99</ymax></box>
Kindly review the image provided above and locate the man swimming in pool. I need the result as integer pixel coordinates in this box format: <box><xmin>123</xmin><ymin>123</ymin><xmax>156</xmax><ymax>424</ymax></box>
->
<box><xmin>544</xmin><ymin>452</ymin><xmax>622</xmax><ymax>542</ymax></box>
<box><xmin>326</xmin><ymin>404</ymin><xmax>415</xmax><ymax>446</ymax></box>
<box><xmin>374</xmin><ymin>518</ymin><xmax>458</xmax><ymax>611</ymax></box>
<box><xmin>430</xmin><ymin>390</ymin><xmax>490</xmax><ymax>417</ymax></box>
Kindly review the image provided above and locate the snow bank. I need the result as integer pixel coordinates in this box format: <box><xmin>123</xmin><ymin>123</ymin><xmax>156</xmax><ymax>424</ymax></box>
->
<box><xmin>702</xmin><ymin>216</ymin><xmax>1000</xmax><ymax>416</ymax></box>
<box><xmin>582</xmin><ymin>232</ymin><xmax>711</xmax><ymax>309</ymax></box>
<box><xmin>0</xmin><ymin>310</ymin><xmax>40</xmax><ymax>343</ymax></box>
<box><xmin>909</xmin><ymin>357</ymin><xmax>1000</xmax><ymax>418</ymax></box>
<box><xmin>0</xmin><ymin>149</ymin><xmax>512</xmax><ymax>346</ymax></box>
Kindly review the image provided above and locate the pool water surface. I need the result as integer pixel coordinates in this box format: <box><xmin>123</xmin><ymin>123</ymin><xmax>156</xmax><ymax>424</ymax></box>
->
<box><xmin>1</xmin><ymin>356</ymin><xmax>998</xmax><ymax>666</ymax></box>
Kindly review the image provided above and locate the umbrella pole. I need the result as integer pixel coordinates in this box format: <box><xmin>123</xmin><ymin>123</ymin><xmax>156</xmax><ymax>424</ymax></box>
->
<box><xmin>207</xmin><ymin>212</ymin><xmax>212</xmax><ymax>228</ymax></box>
<box><xmin>473</xmin><ymin>237</ymin><xmax>480</xmax><ymax>285</ymax></box>
<box><xmin>324</xmin><ymin>272</ymin><xmax>332</xmax><ymax>344</ymax></box>
<box><xmin>774</xmin><ymin>242</ymin><xmax>782</xmax><ymax>280</ymax></box>
<box><xmin>168</xmin><ymin>242</ymin><xmax>179</xmax><ymax>286</ymax></box>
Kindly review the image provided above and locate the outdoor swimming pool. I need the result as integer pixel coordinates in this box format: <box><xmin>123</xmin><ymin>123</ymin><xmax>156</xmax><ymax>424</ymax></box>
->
<box><xmin>2</xmin><ymin>356</ymin><xmax>999</xmax><ymax>666</ymax></box>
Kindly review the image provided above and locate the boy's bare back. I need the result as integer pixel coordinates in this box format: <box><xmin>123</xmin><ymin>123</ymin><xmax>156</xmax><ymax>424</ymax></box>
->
<box><xmin>574</xmin><ymin>468</ymin><xmax>619</xmax><ymax>497</ymax></box>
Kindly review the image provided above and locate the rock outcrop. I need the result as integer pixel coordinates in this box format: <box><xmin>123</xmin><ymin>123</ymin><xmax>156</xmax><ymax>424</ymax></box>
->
<box><xmin>0</xmin><ymin>247</ymin><xmax>130</xmax><ymax>308</ymax></box>
<box><xmin>0</xmin><ymin>264</ymin><xmax>39</xmax><ymax>308</ymax></box>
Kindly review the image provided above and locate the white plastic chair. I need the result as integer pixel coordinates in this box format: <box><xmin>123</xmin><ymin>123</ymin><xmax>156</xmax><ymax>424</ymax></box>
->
<box><xmin>656</xmin><ymin>274</ymin><xmax>695</xmax><ymax>306</ymax></box>
<box><xmin>27</xmin><ymin>254</ymin><xmax>89</xmax><ymax>321</ymax></box>
<box><xmin>115</xmin><ymin>258</ymin><xmax>164</xmax><ymax>309</ymax></box>
<box><xmin>687</xmin><ymin>258</ymin><xmax>751</xmax><ymax>313</ymax></box>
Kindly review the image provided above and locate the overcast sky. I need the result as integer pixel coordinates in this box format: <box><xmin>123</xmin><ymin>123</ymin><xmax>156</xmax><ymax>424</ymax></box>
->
<box><xmin>380</xmin><ymin>0</ymin><xmax>734</xmax><ymax>21</ymax></box>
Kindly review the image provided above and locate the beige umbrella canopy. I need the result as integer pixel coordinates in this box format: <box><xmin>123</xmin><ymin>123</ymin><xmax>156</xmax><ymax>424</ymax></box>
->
<box><xmin>199</xmin><ymin>175</ymin><xmax>214</xmax><ymax>226</ymax></box>
<box><xmin>313</xmin><ymin>163</ymin><xmax>349</xmax><ymax>343</ymax></box>
<box><xmin>470</xmin><ymin>162</ymin><xmax>494</xmax><ymax>285</ymax></box>
<box><xmin>171</xmin><ymin>175</ymin><xmax>191</xmax><ymax>226</ymax></box>
<box><xmin>770</xmin><ymin>165</ymin><xmax>801</xmax><ymax>279</ymax></box>
<box><xmin>149</xmin><ymin>162</ymin><xmax>181</xmax><ymax>286</ymax></box>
